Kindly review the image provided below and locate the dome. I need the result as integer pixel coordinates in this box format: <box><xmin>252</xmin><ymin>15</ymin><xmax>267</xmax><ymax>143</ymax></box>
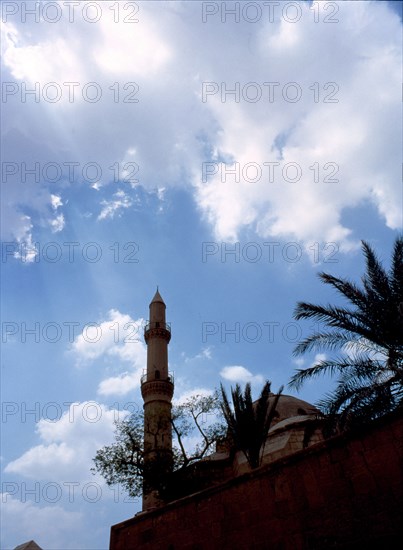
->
<box><xmin>267</xmin><ymin>393</ymin><xmax>319</xmax><ymax>425</ymax></box>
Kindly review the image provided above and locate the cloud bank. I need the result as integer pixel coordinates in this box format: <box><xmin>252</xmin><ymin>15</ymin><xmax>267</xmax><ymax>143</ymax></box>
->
<box><xmin>2</xmin><ymin>1</ymin><xmax>401</xmax><ymax>252</ymax></box>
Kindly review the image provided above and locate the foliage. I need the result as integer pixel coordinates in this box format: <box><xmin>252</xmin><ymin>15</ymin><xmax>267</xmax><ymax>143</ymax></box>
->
<box><xmin>289</xmin><ymin>236</ymin><xmax>403</xmax><ymax>432</ymax></box>
<box><xmin>172</xmin><ymin>392</ymin><xmax>226</xmax><ymax>468</ymax></box>
<box><xmin>220</xmin><ymin>381</ymin><xmax>283</xmax><ymax>469</ymax></box>
<box><xmin>92</xmin><ymin>393</ymin><xmax>225</xmax><ymax>497</ymax></box>
<box><xmin>92</xmin><ymin>413</ymin><xmax>144</xmax><ymax>498</ymax></box>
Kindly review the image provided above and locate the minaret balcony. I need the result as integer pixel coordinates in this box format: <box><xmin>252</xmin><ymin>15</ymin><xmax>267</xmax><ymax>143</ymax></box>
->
<box><xmin>140</xmin><ymin>372</ymin><xmax>174</xmax><ymax>402</ymax></box>
<box><xmin>140</xmin><ymin>371</ymin><xmax>174</xmax><ymax>386</ymax></box>
<box><xmin>144</xmin><ymin>321</ymin><xmax>171</xmax><ymax>343</ymax></box>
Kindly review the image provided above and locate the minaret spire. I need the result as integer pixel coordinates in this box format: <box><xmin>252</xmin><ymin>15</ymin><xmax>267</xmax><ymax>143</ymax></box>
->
<box><xmin>141</xmin><ymin>289</ymin><xmax>173</xmax><ymax>510</ymax></box>
<box><xmin>150</xmin><ymin>287</ymin><xmax>164</xmax><ymax>305</ymax></box>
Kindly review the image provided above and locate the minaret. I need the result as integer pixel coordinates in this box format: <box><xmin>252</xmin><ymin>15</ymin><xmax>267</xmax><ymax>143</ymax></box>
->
<box><xmin>141</xmin><ymin>289</ymin><xmax>174</xmax><ymax>510</ymax></box>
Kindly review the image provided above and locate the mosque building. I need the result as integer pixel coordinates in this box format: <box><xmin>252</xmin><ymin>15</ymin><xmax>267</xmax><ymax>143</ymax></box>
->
<box><xmin>110</xmin><ymin>291</ymin><xmax>403</xmax><ymax>549</ymax></box>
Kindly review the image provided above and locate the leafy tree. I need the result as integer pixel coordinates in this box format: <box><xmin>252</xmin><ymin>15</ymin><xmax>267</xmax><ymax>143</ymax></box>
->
<box><xmin>92</xmin><ymin>413</ymin><xmax>144</xmax><ymax>498</ymax></box>
<box><xmin>220</xmin><ymin>381</ymin><xmax>283</xmax><ymax>469</ymax></box>
<box><xmin>92</xmin><ymin>393</ymin><xmax>225</xmax><ymax>498</ymax></box>
<box><xmin>172</xmin><ymin>393</ymin><xmax>226</xmax><ymax>468</ymax></box>
<box><xmin>289</xmin><ymin>236</ymin><xmax>403</xmax><ymax>431</ymax></box>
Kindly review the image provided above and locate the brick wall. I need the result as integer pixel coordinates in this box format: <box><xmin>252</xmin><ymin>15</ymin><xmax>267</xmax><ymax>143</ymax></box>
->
<box><xmin>110</xmin><ymin>412</ymin><xmax>403</xmax><ymax>550</ymax></box>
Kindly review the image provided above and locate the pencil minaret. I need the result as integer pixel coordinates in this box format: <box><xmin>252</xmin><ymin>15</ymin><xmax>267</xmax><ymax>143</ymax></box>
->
<box><xmin>141</xmin><ymin>289</ymin><xmax>173</xmax><ymax>510</ymax></box>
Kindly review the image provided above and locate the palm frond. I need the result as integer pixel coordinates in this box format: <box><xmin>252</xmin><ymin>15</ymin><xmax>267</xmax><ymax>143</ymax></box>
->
<box><xmin>289</xmin><ymin>236</ymin><xmax>403</xmax><ymax>431</ymax></box>
<box><xmin>294</xmin><ymin>302</ymin><xmax>377</xmax><ymax>341</ymax></box>
<box><xmin>220</xmin><ymin>381</ymin><xmax>282</xmax><ymax>469</ymax></box>
<box><xmin>293</xmin><ymin>330</ymin><xmax>359</xmax><ymax>355</ymax></box>
<box><xmin>319</xmin><ymin>272</ymin><xmax>368</xmax><ymax>309</ymax></box>
<box><xmin>289</xmin><ymin>361</ymin><xmax>344</xmax><ymax>391</ymax></box>
<box><xmin>391</xmin><ymin>236</ymin><xmax>403</xmax><ymax>298</ymax></box>
<box><xmin>361</xmin><ymin>240</ymin><xmax>391</xmax><ymax>299</ymax></box>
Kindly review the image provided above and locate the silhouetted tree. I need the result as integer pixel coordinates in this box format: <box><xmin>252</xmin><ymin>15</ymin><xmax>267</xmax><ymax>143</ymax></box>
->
<box><xmin>289</xmin><ymin>236</ymin><xmax>403</xmax><ymax>432</ymax></box>
<box><xmin>172</xmin><ymin>393</ymin><xmax>226</xmax><ymax>468</ymax></box>
<box><xmin>92</xmin><ymin>393</ymin><xmax>225</xmax><ymax>498</ymax></box>
<box><xmin>220</xmin><ymin>381</ymin><xmax>283</xmax><ymax>468</ymax></box>
<box><xmin>92</xmin><ymin>413</ymin><xmax>144</xmax><ymax>498</ymax></box>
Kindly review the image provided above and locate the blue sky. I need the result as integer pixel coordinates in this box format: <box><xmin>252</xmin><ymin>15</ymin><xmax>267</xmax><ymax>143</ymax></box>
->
<box><xmin>1</xmin><ymin>1</ymin><xmax>402</xmax><ymax>548</ymax></box>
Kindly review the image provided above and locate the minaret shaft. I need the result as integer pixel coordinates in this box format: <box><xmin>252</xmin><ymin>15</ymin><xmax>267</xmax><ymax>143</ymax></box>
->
<box><xmin>141</xmin><ymin>290</ymin><xmax>173</xmax><ymax>510</ymax></box>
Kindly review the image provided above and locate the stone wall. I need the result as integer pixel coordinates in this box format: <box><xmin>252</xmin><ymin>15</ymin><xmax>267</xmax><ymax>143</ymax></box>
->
<box><xmin>110</xmin><ymin>412</ymin><xmax>403</xmax><ymax>549</ymax></box>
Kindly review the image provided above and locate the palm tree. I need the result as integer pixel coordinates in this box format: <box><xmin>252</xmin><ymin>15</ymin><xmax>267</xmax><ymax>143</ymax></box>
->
<box><xmin>289</xmin><ymin>236</ymin><xmax>403</xmax><ymax>431</ymax></box>
<box><xmin>220</xmin><ymin>381</ymin><xmax>283</xmax><ymax>469</ymax></box>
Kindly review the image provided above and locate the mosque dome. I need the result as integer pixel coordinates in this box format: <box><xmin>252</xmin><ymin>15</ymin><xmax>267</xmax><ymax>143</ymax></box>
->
<box><xmin>268</xmin><ymin>393</ymin><xmax>320</xmax><ymax>425</ymax></box>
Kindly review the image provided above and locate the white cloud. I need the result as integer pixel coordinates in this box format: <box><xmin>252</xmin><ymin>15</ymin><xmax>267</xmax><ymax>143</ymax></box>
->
<box><xmin>98</xmin><ymin>189</ymin><xmax>134</xmax><ymax>220</ymax></box>
<box><xmin>50</xmin><ymin>194</ymin><xmax>62</xmax><ymax>209</ymax></box>
<box><xmin>11</xmin><ymin>223</ymin><xmax>38</xmax><ymax>263</ymax></box>
<box><xmin>1</xmin><ymin>397</ymin><xmax>136</xmax><ymax>548</ymax></box>
<box><xmin>183</xmin><ymin>347</ymin><xmax>213</xmax><ymax>363</ymax></box>
<box><xmin>194</xmin><ymin>1</ymin><xmax>401</xmax><ymax>248</ymax></box>
<box><xmin>71</xmin><ymin>309</ymin><xmax>147</xmax><ymax>395</ymax></box>
<box><xmin>5</xmin><ymin>443</ymin><xmax>75</xmax><ymax>477</ymax></box>
<box><xmin>0</xmin><ymin>493</ymin><xmax>83</xmax><ymax>550</ymax></box>
<box><xmin>49</xmin><ymin>212</ymin><xmax>65</xmax><ymax>232</ymax></box>
<box><xmin>310</xmin><ymin>353</ymin><xmax>327</xmax><ymax>367</ymax></box>
<box><xmin>95</xmin><ymin>10</ymin><xmax>172</xmax><ymax>77</ymax></box>
<box><xmin>1</xmin><ymin>1</ymin><xmax>401</xmax><ymax>251</ymax></box>
<box><xmin>47</xmin><ymin>194</ymin><xmax>65</xmax><ymax>232</ymax></box>
<box><xmin>72</xmin><ymin>309</ymin><xmax>145</xmax><ymax>363</ymax></box>
<box><xmin>220</xmin><ymin>365</ymin><xmax>264</xmax><ymax>385</ymax></box>
<box><xmin>157</xmin><ymin>187</ymin><xmax>166</xmax><ymax>201</ymax></box>
<box><xmin>97</xmin><ymin>372</ymin><xmax>139</xmax><ymax>396</ymax></box>
<box><xmin>4</xmin><ymin>401</ymin><xmax>127</xmax><ymax>481</ymax></box>
<box><xmin>1</xmin><ymin>164</ymin><xmax>66</xmax><ymax>252</ymax></box>
<box><xmin>193</xmin><ymin>3</ymin><xmax>399</xmax><ymax>247</ymax></box>
<box><xmin>2</xmin><ymin>22</ymin><xmax>86</xmax><ymax>84</ymax></box>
